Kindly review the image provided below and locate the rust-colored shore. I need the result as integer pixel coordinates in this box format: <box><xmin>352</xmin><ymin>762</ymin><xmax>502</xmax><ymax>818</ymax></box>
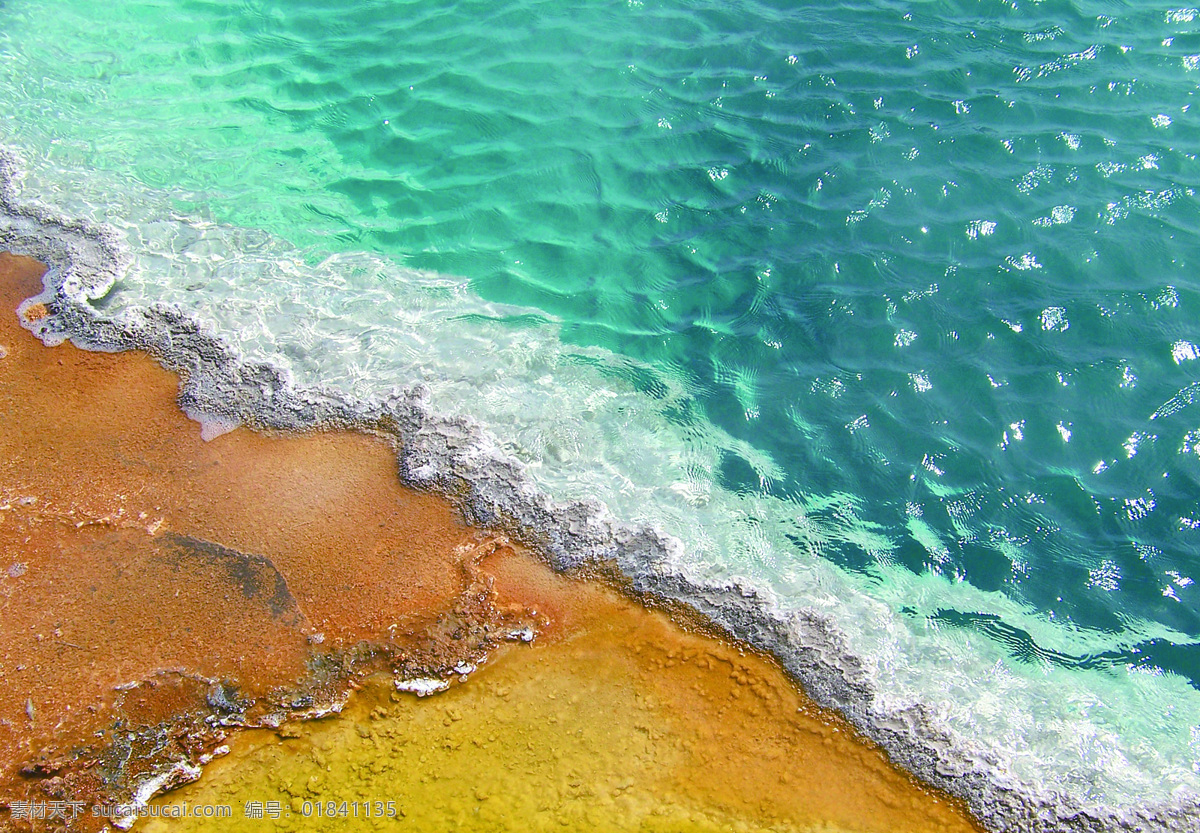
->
<box><xmin>0</xmin><ymin>252</ymin><xmax>983</xmax><ymax>832</ymax></box>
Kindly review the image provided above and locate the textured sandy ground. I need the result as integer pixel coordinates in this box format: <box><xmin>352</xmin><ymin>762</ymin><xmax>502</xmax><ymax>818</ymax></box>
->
<box><xmin>0</xmin><ymin>252</ymin><xmax>981</xmax><ymax>832</ymax></box>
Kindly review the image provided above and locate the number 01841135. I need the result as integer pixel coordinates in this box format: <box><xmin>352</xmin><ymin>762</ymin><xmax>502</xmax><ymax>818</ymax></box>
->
<box><xmin>300</xmin><ymin>800</ymin><xmax>398</xmax><ymax>819</ymax></box>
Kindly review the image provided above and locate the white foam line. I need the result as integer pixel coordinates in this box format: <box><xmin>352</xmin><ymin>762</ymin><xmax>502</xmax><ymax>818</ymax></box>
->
<box><xmin>2</xmin><ymin>145</ymin><xmax>1197</xmax><ymax>832</ymax></box>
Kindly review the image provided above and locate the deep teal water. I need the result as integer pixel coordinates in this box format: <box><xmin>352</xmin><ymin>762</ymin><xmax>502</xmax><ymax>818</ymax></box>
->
<box><xmin>3</xmin><ymin>0</ymin><xmax>1200</xmax><ymax>805</ymax></box>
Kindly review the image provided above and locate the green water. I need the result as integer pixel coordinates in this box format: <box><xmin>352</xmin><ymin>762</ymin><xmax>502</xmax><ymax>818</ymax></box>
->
<box><xmin>3</xmin><ymin>0</ymin><xmax>1200</xmax><ymax>809</ymax></box>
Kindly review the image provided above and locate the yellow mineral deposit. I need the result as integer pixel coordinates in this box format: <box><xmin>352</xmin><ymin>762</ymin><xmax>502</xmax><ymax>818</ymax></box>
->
<box><xmin>146</xmin><ymin>554</ymin><xmax>982</xmax><ymax>833</ymax></box>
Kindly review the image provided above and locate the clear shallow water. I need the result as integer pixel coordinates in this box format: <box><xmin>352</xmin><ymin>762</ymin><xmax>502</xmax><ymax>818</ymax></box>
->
<box><xmin>3</xmin><ymin>0</ymin><xmax>1200</xmax><ymax>813</ymax></box>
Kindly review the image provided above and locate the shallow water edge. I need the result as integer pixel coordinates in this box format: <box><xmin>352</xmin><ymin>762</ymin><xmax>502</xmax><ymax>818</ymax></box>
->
<box><xmin>0</xmin><ymin>145</ymin><xmax>1196</xmax><ymax>832</ymax></box>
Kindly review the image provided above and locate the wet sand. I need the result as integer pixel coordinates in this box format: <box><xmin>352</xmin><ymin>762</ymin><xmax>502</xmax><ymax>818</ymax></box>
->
<box><xmin>0</xmin><ymin>251</ymin><xmax>983</xmax><ymax>832</ymax></box>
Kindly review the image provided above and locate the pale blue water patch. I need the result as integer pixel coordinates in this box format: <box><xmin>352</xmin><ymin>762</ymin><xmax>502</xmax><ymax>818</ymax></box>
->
<box><xmin>3</xmin><ymin>0</ymin><xmax>1200</xmax><ymax>816</ymax></box>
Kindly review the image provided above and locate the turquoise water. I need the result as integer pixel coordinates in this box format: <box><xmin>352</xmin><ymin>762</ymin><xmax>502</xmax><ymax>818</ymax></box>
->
<box><xmin>3</xmin><ymin>0</ymin><xmax>1200</xmax><ymax>812</ymax></box>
